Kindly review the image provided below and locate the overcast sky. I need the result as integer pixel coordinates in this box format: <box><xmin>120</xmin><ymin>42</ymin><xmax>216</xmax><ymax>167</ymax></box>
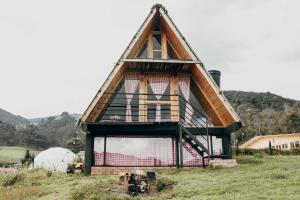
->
<box><xmin>1</xmin><ymin>0</ymin><xmax>300</xmax><ymax>118</ymax></box>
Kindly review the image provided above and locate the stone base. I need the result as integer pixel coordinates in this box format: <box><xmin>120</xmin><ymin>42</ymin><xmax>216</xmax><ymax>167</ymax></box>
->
<box><xmin>209</xmin><ymin>159</ymin><xmax>238</xmax><ymax>168</ymax></box>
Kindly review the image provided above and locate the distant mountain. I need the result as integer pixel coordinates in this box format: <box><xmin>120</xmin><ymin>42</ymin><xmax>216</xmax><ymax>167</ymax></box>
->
<box><xmin>29</xmin><ymin>113</ymin><xmax>81</xmax><ymax>125</ymax></box>
<box><xmin>0</xmin><ymin>108</ymin><xmax>29</xmax><ymax>127</ymax></box>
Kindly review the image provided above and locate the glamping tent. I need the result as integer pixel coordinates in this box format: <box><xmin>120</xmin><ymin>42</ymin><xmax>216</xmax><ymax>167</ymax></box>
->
<box><xmin>34</xmin><ymin>147</ymin><xmax>75</xmax><ymax>172</ymax></box>
<box><xmin>79</xmin><ymin>4</ymin><xmax>242</xmax><ymax>175</ymax></box>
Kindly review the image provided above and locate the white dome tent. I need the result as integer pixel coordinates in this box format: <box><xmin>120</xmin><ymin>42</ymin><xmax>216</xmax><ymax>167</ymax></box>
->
<box><xmin>33</xmin><ymin>147</ymin><xmax>75</xmax><ymax>172</ymax></box>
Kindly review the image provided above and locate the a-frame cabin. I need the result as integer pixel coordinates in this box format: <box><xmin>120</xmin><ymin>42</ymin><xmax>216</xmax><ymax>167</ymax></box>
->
<box><xmin>79</xmin><ymin>4</ymin><xmax>242</xmax><ymax>175</ymax></box>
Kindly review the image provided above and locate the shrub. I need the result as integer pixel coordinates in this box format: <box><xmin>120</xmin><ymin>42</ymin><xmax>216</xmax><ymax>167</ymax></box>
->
<box><xmin>234</xmin><ymin>148</ymin><xmax>300</xmax><ymax>156</ymax></box>
<box><xmin>1</xmin><ymin>173</ymin><xmax>24</xmax><ymax>187</ymax></box>
<box><xmin>254</xmin><ymin>152</ymin><xmax>266</xmax><ymax>159</ymax></box>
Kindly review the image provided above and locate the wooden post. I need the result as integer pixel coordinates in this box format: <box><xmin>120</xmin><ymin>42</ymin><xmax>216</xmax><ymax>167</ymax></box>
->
<box><xmin>210</xmin><ymin>135</ymin><xmax>214</xmax><ymax>157</ymax></box>
<box><xmin>222</xmin><ymin>134</ymin><xmax>232</xmax><ymax>159</ymax></box>
<box><xmin>139</xmin><ymin>74</ymin><xmax>147</xmax><ymax>122</ymax></box>
<box><xmin>147</xmin><ymin>33</ymin><xmax>153</xmax><ymax>59</ymax></box>
<box><xmin>161</xmin><ymin>32</ymin><xmax>167</xmax><ymax>59</ymax></box>
<box><xmin>178</xmin><ymin>126</ymin><xmax>183</xmax><ymax>168</ymax></box>
<box><xmin>170</xmin><ymin>75</ymin><xmax>179</xmax><ymax>122</ymax></box>
<box><xmin>84</xmin><ymin>132</ymin><xmax>94</xmax><ymax>176</ymax></box>
<box><xmin>103</xmin><ymin>135</ymin><xmax>107</xmax><ymax>166</ymax></box>
<box><xmin>175</xmin><ymin>137</ymin><xmax>180</xmax><ymax>168</ymax></box>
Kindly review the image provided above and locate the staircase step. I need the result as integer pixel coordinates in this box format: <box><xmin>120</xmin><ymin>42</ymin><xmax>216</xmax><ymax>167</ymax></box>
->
<box><xmin>181</xmin><ymin>126</ymin><xmax>209</xmax><ymax>154</ymax></box>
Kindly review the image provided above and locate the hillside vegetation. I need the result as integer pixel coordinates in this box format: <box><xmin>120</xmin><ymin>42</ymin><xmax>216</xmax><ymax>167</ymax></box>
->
<box><xmin>224</xmin><ymin>91</ymin><xmax>300</xmax><ymax>143</ymax></box>
<box><xmin>0</xmin><ymin>112</ymin><xmax>83</xmax><ymax>151</ymax></box>
<box><xmin>1</xmin><ymin>156</ymin><xmax>300</xmax><ymax>200</ymax></box>
<box><xmin>0</xmin><ymin>108</ymin><xmax>29</xmax><ymax>128</ymax></box>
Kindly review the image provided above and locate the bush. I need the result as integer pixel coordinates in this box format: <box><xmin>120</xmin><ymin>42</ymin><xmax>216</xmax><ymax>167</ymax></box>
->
<box><xmin>234</xmin><ymin>148</ymin><xmax>300</xmax><ymax>156</ymax></box>
<box><xmin>254</xmin><ymin>152</ymin><xmax>266</xmax><ymax>159</ymax></box>
<box><xmin>1</xmin><ymin>173</ymin><xmax>24</xmax><ymax>187</ymax></box>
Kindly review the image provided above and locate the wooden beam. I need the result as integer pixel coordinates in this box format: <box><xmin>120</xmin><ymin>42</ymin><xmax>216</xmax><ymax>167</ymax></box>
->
<box><xmin>84</xmin><ymin>133</ymin><xmax>93</xmax><ymax>175</ymax></box>
<box><xmin>170</xmin><ymin>75</ymin><xmax>179</xmax><ymax>122</ymax></box>
<box><xmin>139</xmin><ymin>74</ymin><xmax>147</xmax><ymax>122</ymax></box>
<box><xmin>162</xmin><ymin>32</ymin><xmax>167</xmax><ymax>59</ymax></box>
<box><xmin>190</xmin><ymin>76</ymin><xmax>224</xmax><ymax>126</ymax></box>
<box><xmin>147</xmin><ymin>33</ymin><xmax>153</xmax><ymax>59</ymax></box>
<box><xmin>122</xmin><ymin>58</ymin><xmax>200</xmax><ymax>64</ymax></box>
<box><xmin>146</xmin><ymin>100</ymin><xmax>172</xmax><ymax>105</ymax></box>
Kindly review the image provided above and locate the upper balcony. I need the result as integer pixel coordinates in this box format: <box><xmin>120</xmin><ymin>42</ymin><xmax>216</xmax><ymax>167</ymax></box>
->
<box><xmin>95</xmin><ymin>92</ymin><xmax>210</xmax><ymax>129</ymax></box>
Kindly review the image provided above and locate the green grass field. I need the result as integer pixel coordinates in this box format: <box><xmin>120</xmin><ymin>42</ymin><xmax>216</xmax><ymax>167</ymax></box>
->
<box><xmin>0</xmin><ymin>146</ymin><xmax>40</xmax><ymax>164</ymax></box>
<box><xmin>1</xmin><ymin>155</ymin><xmax>300</xmax><ymax>200</ymax></box>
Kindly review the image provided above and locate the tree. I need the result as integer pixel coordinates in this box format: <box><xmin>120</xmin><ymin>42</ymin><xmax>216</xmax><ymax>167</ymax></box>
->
<box><xmin>66</xmin><ymin>138</ymin><xmax>84</xmax><ymax>154</ymax></box>
<box><xmin>0</xmin><ymin>121</ymin><xmax>17</xmax><ymax>146</ymax></box>
<box><xmin>21</xmin><ymin>150</ymin><xmax>35</xmax><ymax>168</ymax></box>
<box><xmin>284</xmin><ymin>112</ymin><xmax>300</xmax><ymax>133</ymax></box>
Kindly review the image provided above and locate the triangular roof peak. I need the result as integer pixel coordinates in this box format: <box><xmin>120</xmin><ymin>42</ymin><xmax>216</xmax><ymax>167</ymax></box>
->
<box><xmin>79</xmin><ymin>4</ymin><xmax>242</xmax><ymax>129</ymax></box>
<box><xmin>122</xmin><ymin>4</ymin><xmax>202</xmax><ymax>62</ymax></box>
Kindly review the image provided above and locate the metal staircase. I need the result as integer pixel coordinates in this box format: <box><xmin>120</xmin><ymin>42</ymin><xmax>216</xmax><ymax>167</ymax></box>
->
<box><xmin>178</xmin><ymin>96</ymin><xmax>210</xmax><ymax>167</ymax></box>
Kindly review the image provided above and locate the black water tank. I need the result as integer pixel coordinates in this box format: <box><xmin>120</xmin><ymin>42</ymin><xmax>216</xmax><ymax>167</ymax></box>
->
<box><xmin>208</xmin><ymin>70</ymin><xmax>221</xmax><ymax>88</ymax></box>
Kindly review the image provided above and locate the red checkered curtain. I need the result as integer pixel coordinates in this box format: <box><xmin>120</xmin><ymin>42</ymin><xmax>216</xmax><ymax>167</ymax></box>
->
<box><xmin>179</xmin><ymin>74</ymin><xmax>193</xmax><ymax>123</ymax></box>
<box><xmin>125</xmin><ymin>74</ymin><xmax>139</xmax><ymax>122</ymax></box>
<box><xmin>148</xmin><ymin>76</ymin><xmax>169</xmax><ymax>122</ymax></box>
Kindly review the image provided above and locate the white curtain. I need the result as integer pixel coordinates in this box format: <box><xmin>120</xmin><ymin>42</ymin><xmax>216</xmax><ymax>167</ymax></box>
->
<box><xmin>148</xmin><ymin>76</ymin><xmax>169</xmax><ymax>122</ymax></box>
<box><xmin>179</xmin><ymin>74</ymin><xmax>193</xmax><ymax>123</ymax></box>
<box><xmin>124</xmin><ymin>74</ymin><xmax>139</xmax><ymax>122</ymax></box>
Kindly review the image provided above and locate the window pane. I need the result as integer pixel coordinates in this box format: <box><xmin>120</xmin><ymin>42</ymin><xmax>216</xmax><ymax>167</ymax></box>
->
<box><xmin>153</xmin><ymin>34</ymin><xmax>161</xmax><ymax>50</ymax></box>
<box><xmin>105</xmin><ymin>137</ymin><xmax>176</xmax><ymax>166</ymax></box>
<box><xmin>94</xmin><ymin>137</ymin><xmax>104</xmax><ymax>165</ymax></box>
<box><xmin>137</xmin><ymin>42</ymin><xmax>147</xmax><ymax>58</ymax></box>
<box><xmin>167</xmin><ymin>42</ymin><xmax>178</xmax><ymax>59</ymax></box>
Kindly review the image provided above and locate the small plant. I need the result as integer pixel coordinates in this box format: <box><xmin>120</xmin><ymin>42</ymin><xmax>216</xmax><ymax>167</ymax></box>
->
<box><xmin>73</xmin><ymin>155</ymin><xmax>83</xmax><ymax>163</ymax></box>
<box><xmin>21</xmin><ymin>150</ymin><xmax>35</xmax><ymax>168</ymax></box>
<box><xmin>1</xmin><ymin>173</ymin><xmax>24</xmax><ymax>187</ymax></box>
<box><xmin>254</xmin><ymin>152</ymin><xmax>265</xmax><ymax>159</ymax></box>
<box><xmin>46</xmin><ymin>171</ymin><xmax>52</xmax><ymax>177</ymax></box>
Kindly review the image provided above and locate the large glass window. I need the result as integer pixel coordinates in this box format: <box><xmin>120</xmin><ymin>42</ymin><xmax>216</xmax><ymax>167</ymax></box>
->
<box><xmin>93</xmin><ymin>137</ymin><xmax>176</xmax><ymax>166</ymax></box>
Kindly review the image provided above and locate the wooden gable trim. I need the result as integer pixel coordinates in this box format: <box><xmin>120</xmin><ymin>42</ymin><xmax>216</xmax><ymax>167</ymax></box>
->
<box><xmin>191</xmin><ymin>76</ymin><xmax>224</xmax><ymax>126</ymax></box>
<box><xmin>80</xmin><ymin>8</ymin><xmax>157</xmax><ymax>123</ymax></box>
<box><xmin>158</xmin><ymin>8</ymin><xmax>241</xmax><ymax>125</ymax></box>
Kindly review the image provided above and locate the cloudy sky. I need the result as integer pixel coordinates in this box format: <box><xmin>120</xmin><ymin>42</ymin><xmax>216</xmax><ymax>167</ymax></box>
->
<box><xmin>0</xmin><ymin>0</ymin><xmax>299</xmax><ymax>118</ymax></box>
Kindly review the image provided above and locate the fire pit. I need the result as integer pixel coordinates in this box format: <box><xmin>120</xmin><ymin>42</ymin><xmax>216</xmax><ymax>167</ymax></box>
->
<box><xmin>119</xmin><ymin>171</ymin><xmax>156</xmax><ymax>196</ymax></box>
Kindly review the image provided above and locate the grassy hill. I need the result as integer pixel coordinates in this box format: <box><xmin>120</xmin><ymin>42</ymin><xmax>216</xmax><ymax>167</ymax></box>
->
<box><xmin>0</xmin><ymin>156</ymin><xmax>299</xmax><ymax>199</ymax></box>
<box><xmin>0</xmin><ymin>146</ymin><xmax>40</xmax><ymax>164</ymax></box>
